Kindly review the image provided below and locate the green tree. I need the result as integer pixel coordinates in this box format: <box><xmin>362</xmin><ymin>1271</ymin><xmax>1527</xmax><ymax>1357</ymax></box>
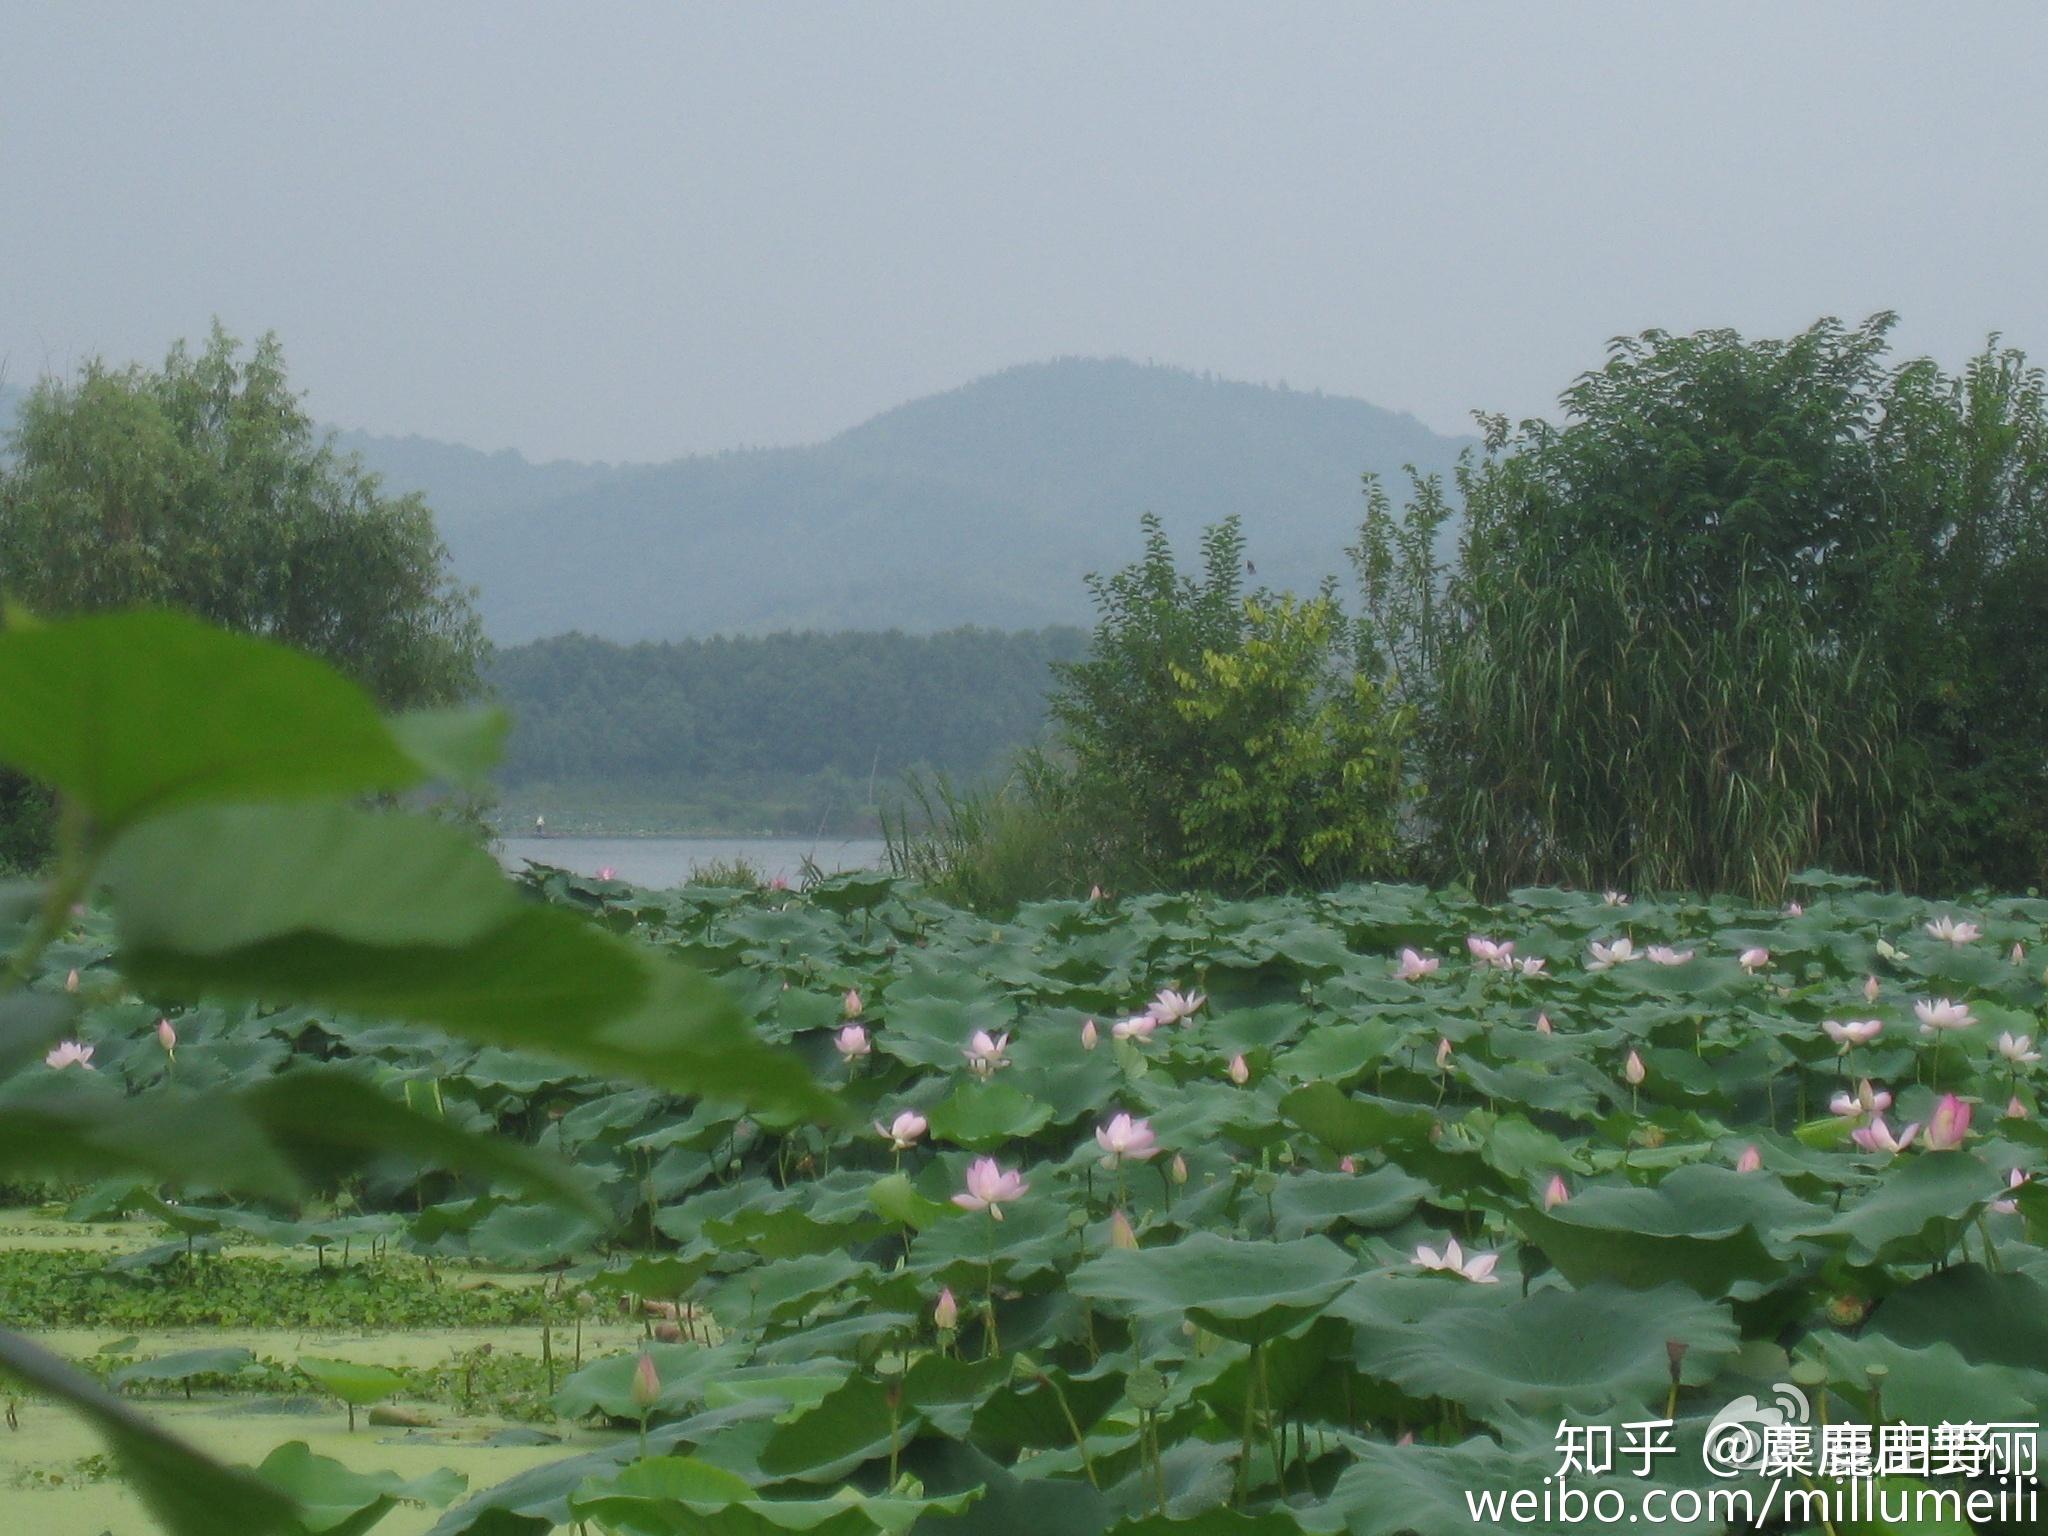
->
<box><xmin>0</xmin><ymin>325</ymin><xmax>484</xmax><ymax>865</ymax></box>
<box><xmin>1362</xmin><ymin>314</ymin><xmax>2048</xmax><ymax>898</ymax></box>
<box><xmin>1051</xmin><ymin>514</ymin><xmax>1408</xmax><ymax>892</ymax></box>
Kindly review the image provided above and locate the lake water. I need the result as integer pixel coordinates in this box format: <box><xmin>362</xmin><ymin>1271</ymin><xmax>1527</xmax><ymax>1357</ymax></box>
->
<box><xmin>496</xmin><ymin>836</ymin><xmax>889</xmax><ymax>889</ymax></box>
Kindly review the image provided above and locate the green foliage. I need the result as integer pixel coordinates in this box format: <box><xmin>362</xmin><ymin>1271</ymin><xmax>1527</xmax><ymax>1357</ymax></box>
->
<box><xmin>0</xmin><ymin>325</ymin><xmax>486</xmax><ymax>866</ymax></box>
<box><xmin>1049</xmin><ymin>515</ymin><xmax>1409</xmax><ymax>893</ymax></box>
<box><xmin>493</xmin><ymin>628</ymin><xmax>1085</xmax><ymax>835</ymax></box>
<box><xmin>1362</xmin><ymin>315</ymin><xmax>2048</xmax><ymax>899</ymax></box>
<box><xmin>882</xmin><ymin>749</ymin><xmax>1103</xmax><ymax>912</ymax></box>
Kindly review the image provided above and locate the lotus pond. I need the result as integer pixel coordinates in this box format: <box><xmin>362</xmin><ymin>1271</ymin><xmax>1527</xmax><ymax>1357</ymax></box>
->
<box><xmin>7</xmin><ymin>866</ymin><xmax>2047</xmax><ymax>1535</ymax></box>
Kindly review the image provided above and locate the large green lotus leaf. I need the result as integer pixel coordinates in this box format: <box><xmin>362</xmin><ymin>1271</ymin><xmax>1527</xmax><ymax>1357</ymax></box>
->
<box><xmin>1267</xmin><ymin>1166</ymin><xmax>1432</xmax><ymax>1239</ymax></box>
<box><xmin>1107</xmin><ymin>1514</ymin><xmax>1304</xmax><ymax>1536</ymax></box>
<box><xmin>867</xmin><ymin>1172</ymin><xmax>964</xmax><ymax>1231</ymax></box>
<box><xmin>898</xmin><ymin>1438</ymin><xmax>1113</xmax><ymax>1536</ymax></box>
<box><xmin>705</xmin><ymin>1204</ymin><xmax>884</xmax><ymax>1259</ymax></box>
<box><xmin>109</xmin><ymin>1347</ymin><xmax>258</xmax><ymax>1390</ymax></box>
<box><xmin>706</xmin><ymin>1251</ymin><xmax>875</xmax><ymax>1331</ymax></box>
<box><xmin>1795</xmin><ymin>1153</ymin><xmax>2010</xmax><ymax>1265</ymax></box>
<box><xmin>1068</xmin><ymin>1232</ymin><xmax>1358</xmax><ymax>1344</ymax></box>
<box><xmin>588</xmin><ymin>1255</ymin><xmax>720</xmax><ymax>1301</ymax></box>
<box><xmin>1514</xmin><ymin>1164</ymin><xmax>1823</xmax><ymax>1297</ymax></box>
<box><xmin>103</xmin><ymin>804</ymin><xmax>516</xmax><ymax>953</ymax></box>
<box><xmin>297</xmin><ymin>1357</ymin><xmax>407</xmax><ymax>1407</ymax></box>
<box><xmin>756</xmin><ymin>1375</ymin><xmax>925</xmax><ymax>1483</ymax></box>
<box><xmin>256</xmin><ymin>1441</ymin><xmax>464</xmax><ymax>1536</ymax></box>
<box><xmin>1355</xmin><ymin>1281</ymin><xmax>1737</xmax><ymax>1417</ymax></box>
<box><xmin>926</xmin><ymin>1079</ymin><xmax>1053</xmax><ymax>1149</ymax></box>
<box><xmin>465</xmin><ymin>1201</ymin><xmax>608</xmax><ymax>1266</ymax></box>
<box><xmin>1279</xmin><ymin>1083</ymin><xmax>1437</xmax><ymax>1155</ymax></box>
<box><xmin>0</xmin><ymin>1328</ymin><xmax>296</xmax><ymax>1536</ymax></box>
<box><xmin>1795</xmin><ymin>1331</ymin><xmax>2048</xmax><ymax>1428</ymax></box>
<box><xmin>552</xmin><ymin>1344</ymin><xmax>750</xmax><ymax>1421</ymax></box>
<box><xmin>701</xmin><ymin>1364</ymin><xmax>851</xmax><ymax>1417</ymax></box>
<box><xmin>0</xmin><ymin>1078</ymin><xmax>301</xmax><ymax>1198</ymax></box>
<box><xmin>1275</xmin><ymin>1018</ymin><xmax>1402</xmax><ymax>1086</ymax></box>
<box><xmin>1864</xmin><ymin>1265</ymin><xmax>2048</xmax><ymax>1367</ymax></box>
<box><xmin>0</xmin><ymin>610</ymin><xmax>449</xmax><ymax>829</ymax></box>
<box><xmin>571</xmin><ymin>1453</ymin><xmax>978</xmax><ymax>1536</ymax></box>
<box><xmin>968</xmin><ymin>1359</ymin><xmax>1125</xmax><ymax>1452</ymax></box>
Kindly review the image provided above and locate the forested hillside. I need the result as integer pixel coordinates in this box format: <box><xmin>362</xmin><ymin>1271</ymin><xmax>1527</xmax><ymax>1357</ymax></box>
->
<box><xmin>489</xmin><ymin>625</ymin><xmax>1085</xmax><ymax>833</ymax></box>
<box><xmin>372</xmin><ymin>359</ymin><xmax>1471</xmax><ymax>641</ymax></box>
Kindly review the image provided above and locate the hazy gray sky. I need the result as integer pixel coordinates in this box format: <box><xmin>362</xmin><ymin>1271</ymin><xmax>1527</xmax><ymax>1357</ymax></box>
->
<box><xmin>5</xmin><ymin>4</ymin><xmax>2044</xmax><ymax>463</ymax></box>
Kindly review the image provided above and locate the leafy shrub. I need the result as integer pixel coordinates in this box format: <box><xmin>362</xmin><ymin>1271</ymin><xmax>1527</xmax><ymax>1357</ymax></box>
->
<box><xmin>1049</xmin><ymin>514</ymin><xmax>1410</xmax><ymax>893</ymax></box>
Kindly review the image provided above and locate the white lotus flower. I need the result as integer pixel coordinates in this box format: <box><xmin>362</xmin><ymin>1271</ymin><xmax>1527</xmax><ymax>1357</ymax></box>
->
<box><xmin>1413</xmin><ymin>1238</ymin><xmax>1499</xmax><ymax>1284</ymax></box>
<box><xmin>1587</xmin><ymin>936</ymin><xmax>1636</xmax><ymax>971</ymax></box>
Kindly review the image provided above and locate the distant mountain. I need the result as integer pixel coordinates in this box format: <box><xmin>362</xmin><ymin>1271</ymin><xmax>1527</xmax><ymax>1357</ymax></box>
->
<box><xmin>345</xmin><ymin>359</ymin><xmax>1473</xmax><ymax>642</ymax></box>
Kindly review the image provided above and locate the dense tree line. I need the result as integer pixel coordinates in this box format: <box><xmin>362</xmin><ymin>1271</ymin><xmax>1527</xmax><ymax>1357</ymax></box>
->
<box><xmin>490</xmin><ymin>627</ymin><xmax>1086</xmax><ymax>792</ymax></box>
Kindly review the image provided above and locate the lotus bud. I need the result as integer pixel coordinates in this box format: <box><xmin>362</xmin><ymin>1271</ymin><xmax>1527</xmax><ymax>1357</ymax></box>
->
<box><xmin>934</xmin><ymin>1287</ymin><xmax>959</xmax><ymax>1331</ymax></box>
<box><xmin>1863</xmin><ymin>975</ymin><xmax>1881</xmax><ymax>1003</ymax></box>
<box><xmin>1925</xmin><ymin>1093</ymin><xmax>1973</xmax><ymax>1151</ymax></box>
<box><xmin>2008</xmin><ymin>1095</ymin><xmax>2029</xmax><ymax>1120</ymax></box>
<box><xmin>1739</xmin><ymin>948</ymin><xmax>1769</xmax><ymax>972</ymax></box>
<box><xmin>1736</xmin><ymin>1144</ymin><xmax>1762</xmax><ymax>1173</ymax></box>
<box><xmin>1786</xmin><ymin>902</ymin><xmax>1803</xmax><ymax>917</ymax></box>
<box><xmin>1396</xmin><ymin>1431</ymin><xmax>1415</xmax><ymax>1446</ymax></box>
<box><xmin>65</xmin><ymin>968</ymin><xmax>79</xmax><ymax>994</ymax></box>
<box><xmin>843</xmin><ymin>988</ymin><xmax>863</xmax><ymax>1019</ymax></box>
<box><xmin>835</xmin><ymin>1024</ymin><xmax>870</xmax><ymax>1059</ymax></box>
<box><xmin>1080</xmin><ymin>1018</ymin><xmax>1098</xmax><ymax>1050</ymax></box>
<box><xmin>1228</xmin><ymin>1053</ymin><xmax>1249</xmax><ymax>1085</ymax></box>
<box><xmin>1170</xmin><ymin>1153</ymin><xmax>1188</xmax><ymax>1185</ymax></box>
<box><xmin>1109</xmin><ymin>1210</ymin><xmax>1138</xmax><ymax>1250</ymax></box>
<box><xmin>1535</xmin><ymin>1012</ymin><xmax>1553</xmax><ymax>1035</ymax></box>
<box><xmin>1623</xmin><ymin>1050</ymin><xmax>1646</xmax><ymax>1087</ymax></box>
<box><xmin>630</xmin><ymin>1352</ymin><xmax>660</xmax><ymax>1414</ymax></box>
<box><xmin>2013</xmin><ymin>942</ymin><xmax>2028</xmax><ymax>965</ymax></box>
<box><xmin>1089</xmin><ymin>885</ymin><xmax>1105</xmax><ymax>901</ymax></box>
<box><xmin>1338</xmin><ymin>1155</ymin><xmax>1357</xmax><ymax>1174</ymax></box>
<box><xmin>156</xmin><ymin>1018</ymin><xmax>176</xmax><ymax>1056</ymax></box>
<box><xmin>1542</xmin><ymin>1174</ymin><xmax>1569</xmax><ymax>1209</ymax></box>
<box><xmin>1435</xmin><ymin>1037</ymin><xmax>1453</xmax><ymax>1069</ymax></box>
<box><xmin>597</xmin><ymin>865</ymin><xmax>616</xmax><ymax>881</ymax></box>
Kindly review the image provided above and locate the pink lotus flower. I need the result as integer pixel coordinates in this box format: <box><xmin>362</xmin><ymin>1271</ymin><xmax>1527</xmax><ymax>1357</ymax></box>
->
<box><xmin>1080</xmin><ymin>1018</ymin><xmax>1099</xmax><ymax>1050</ymax></box>
<box><xmin>1852</xmin><ymin>1116</ymin><xmax>1920</xmax><ymax>1157</ymax></box>
<box><xmin>597</xmin><ymin>866</ymin><xmax>617</xmax><ymax>882</ymax></box>
<box><xmin>630</xmin><ymin>1352</ymin><xmax>660</xmax><ymax>1413</ymax></box>
<box><xmin>1587</xmin><ymin>937</ymin><xmax>1636</xmax><ymax>970</ymax></box>
<box><xmin>1535</xmin><ymin>1012</ymin><xmax>1553</xmax><ymax>1035</ymax></box>
<box><xmin>1925</xmin><ymin>1094</ymin><xmax>1973</xmax><ymax>1151</ymax></box>
<box><xmin>45</xmin><ymin>1041</ymin><xmax>93</xmax><ymax>1071</ymax></box>
<box><xmin>2008</xmin><ymin>1096</ymin><xmax>2030</xmax><ymax>1120</ymax></box>
<box><xmin>1111</xmin><ymin>1014</ymin><xmax>1158</xmax><ymax>1043</ymax></box>
<box><xmin>835</xmin><ymin>1024</ymin><xmax>871</xmax><ymax>1059</ymax></box>
<box><xmin>1997</xmin><ymin>1033</ymin><xmax>2042</xmax><ymax>1066</ymax></box>
<box><xmin>1542</xmin><ymin>1174</ymin><xmax>1570</xmax><ymax>1209</ymax></box>
<box><xmin>843</xmin><ymin>988</ymin><xmax>864</xmax><ymax>1019</ymax></box>
<box><xmin>1413</xmin><ymin>1238</ymin><xmax>1499</xmax><ymax>1284</ymax></box>
<box><xmin>1392</xmin><ymin>948</ymin><xmax>1439</xmax><ymax>981</ymax></box>
<box><xmin>768</xmin><ymin>874</ymin><xmax>790</xmax><ymax>891</ymax></box>
<box><xmin>1823</xmin><ymin>1018</ymin><xmax>1883</xmax><ymax>1048</ymax></box>
<box><xmin>1338</xmin><ymin>1155</ymin><xmax>1357</xmax><ymax>1174</ymax></box>
<box><xmin>1829</xmin><ymin>1080</ymin><xmax>1892</xmax><ymax>1120</ymax></box>
<box><xmin>1602</xmin><ymin>890</ymin><xmax>1629</xmax><ymax>907</ymax></box>
<box><xmin>1227</xmin><ymin>1053</ymin><xmax>1250</xmax><ymax>1085</ymax></box>
<box><xmin>1095</xmin><ymin>1113</ymin><xmax>1160</xmax><ymax>1166</ymax></box>
<box><xmin>155</xmin><ymin>1019</ymin><xmax>176</xmax><ymax>1056</ymax></box>
<box><xmin>1736</xmin><ymin>1145</ymin><xmax>1763</xmax><ymax>1173</ymax></box>
<box><xmin>1623</xmin><ymin>1050</ymin><xmax>1646</xmax><ymax>1086</ymax></box>
<box><xmin>934</xmin><ymin>1287</ymin><xmax>959</xmax><ymax>1330</ymax></box>
<box><xmin>1147</xmin><ymin>988</ymin><xmax>1206</xmax><ymax>1026</ymax></box>
<box><xmin>1991</xmin><ymin>1168</ymin><xmax>2029</xmax><ymax>1216</ymax></box>
<box><xmin>1785</xmin><ymin>901</ymin><xmax>1804</xmax><ymax>917</ymax></box>
<box><xmin>953</xmin><ymin>1157</ymin><xmax>1029</xmax><ymax>1218</ymax></box>
<box><xmin>1645</xmin><ymin>945</ymin><xmax>1694</xmax><ymax>966</ymax></box>
<box><xmin>962</xmin><ymin>1030</ymin><xmax>1011</xmax><ymax>1077</ymax></box>
<box><xmin>1467</xmin><ymin>935</ymin><xmax>1513</xmax><ymax>966</ymax></box>
<box><xmin>876</xmin><ymin>1110</ymin><xmax>927</xmax><ymax>1150</ymax></box>
<box><xmin>1925</xmin><ymin>915</ymin><xmax>1981</xmax><ymax>945</ymax></box>
<box><xmin>1863</xmin><ymin>975</ymin><xmax>1881</xmax><ymax>1003</ymax></box>
<box><xmin>1915</xmin><ymin>998</ymin><xmax>1975</xmax><ymax>1034</ymax></box>
<box><xmin>1109</xmin><ymin>1209</ymin><xmax>1138</xmax><ymax>1250</ymax></box>
<box><xmin>1739</xmin><ymin>948</ymin><xmax>1769</xmax><ymax>973</ymax></box>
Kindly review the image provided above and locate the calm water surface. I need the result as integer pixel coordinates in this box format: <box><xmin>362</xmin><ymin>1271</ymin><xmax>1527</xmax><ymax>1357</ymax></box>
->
<box><xmin>497</xmin><ymin>836</ymin><xmax>887</xmax><ymax>889</ymax></box>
